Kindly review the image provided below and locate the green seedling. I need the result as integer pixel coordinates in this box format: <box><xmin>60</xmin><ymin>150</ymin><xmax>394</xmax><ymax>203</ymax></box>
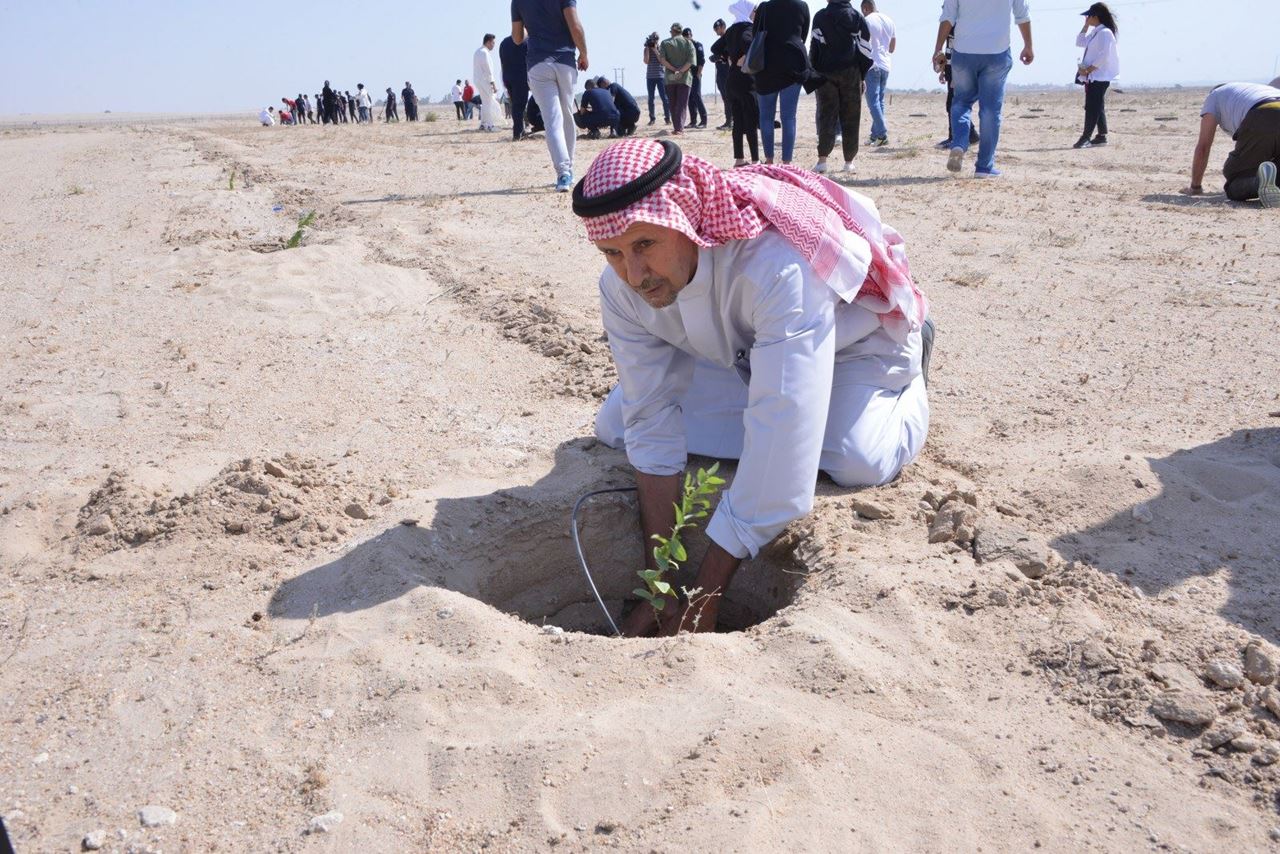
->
<box><xmin>228</xmin><ymin>171</ymin><xmax>235</xmax><ymax>190</ymax></box>
<box><xmin>286</xmin><ymin>210</ymin><xmax>316</xmax><ymax>249</ymax></box>
<box><xmin>634</xmin><ymin>463</ymin><xmax>725</xmax><ymax>613</ymax></box>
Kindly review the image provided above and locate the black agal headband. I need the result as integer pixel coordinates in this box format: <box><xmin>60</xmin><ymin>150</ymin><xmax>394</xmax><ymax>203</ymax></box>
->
<box><xmin>571</xmin><ymin>139</ymin><xmax>683</xmax><ymax>218</ymax></box>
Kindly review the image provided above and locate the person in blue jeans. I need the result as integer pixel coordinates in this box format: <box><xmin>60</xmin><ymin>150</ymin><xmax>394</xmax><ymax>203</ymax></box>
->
<box><xmin>933</xmin><ymin>0</ymin><xmax>1034</xmax><ymax>178</ymax></box>
<box><xmin>751</xmin><ymin>0</ymin><xmax>819</xmax><ymax>165</ymax></box>
<box><xmin>861</xmin><ymin>0</ymin><xmax>896</xmax><ymax>145</ymax></box>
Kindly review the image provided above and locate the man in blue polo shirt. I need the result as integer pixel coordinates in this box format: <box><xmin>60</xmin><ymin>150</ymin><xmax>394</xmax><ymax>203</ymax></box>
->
<box><xmin>512</xmin><ymin>0</ymin><xmax>591</xmax><ymax>192</ymax></box>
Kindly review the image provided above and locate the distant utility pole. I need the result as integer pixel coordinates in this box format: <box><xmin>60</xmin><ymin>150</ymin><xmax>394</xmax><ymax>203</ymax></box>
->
<box><xmin>612</xmin><ymin>67</ymin><xmax>626</xmax><ymax>88</ymax></box>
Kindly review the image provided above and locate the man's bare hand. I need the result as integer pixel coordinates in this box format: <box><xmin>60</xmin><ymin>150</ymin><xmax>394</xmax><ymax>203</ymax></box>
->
<box><xmin>1020</xmin><ymin>46</ymin><xmax>1034</xmax><ymax>65</ymax></box>
<box><xmin>578</xmin><ymin>51</ymin><xmax>590</xmax><ymax>72</ymax></box>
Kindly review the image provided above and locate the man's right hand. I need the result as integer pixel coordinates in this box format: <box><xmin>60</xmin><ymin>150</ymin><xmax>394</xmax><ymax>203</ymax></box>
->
<box><xmin>1020</xmin><ymin>46</ymin><xmax>1034</xmax><ymax>65</ymax></box>
<box><xmin>578</xmin><ymin>51</ymin><xmax>590</xmax><ymax>71</ymax></box>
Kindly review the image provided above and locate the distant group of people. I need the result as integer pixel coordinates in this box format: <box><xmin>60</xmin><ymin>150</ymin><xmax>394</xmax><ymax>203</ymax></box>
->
<box><xmin>260</xmin><ymin>80</ymin><xmax>421</xmax><ymax>126</ymax></box>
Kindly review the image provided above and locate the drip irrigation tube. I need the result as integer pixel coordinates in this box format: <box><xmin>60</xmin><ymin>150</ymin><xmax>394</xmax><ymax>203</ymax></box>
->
<box><xmin>570</xmin><ymin>486</ymin><xmax>638</xmax><ymax>638</ymax></box>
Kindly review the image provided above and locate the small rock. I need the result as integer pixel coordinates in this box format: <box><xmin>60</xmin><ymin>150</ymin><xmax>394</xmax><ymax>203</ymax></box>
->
<box><xmin>343</xmin><ymin>503</ymin><xmax>371</xmax><ymax>520</ymax></box>
<box><xmin>319</xmin><ymin>708</ymin><xmax>335</xmax><ymax>720</ymax></box>
<box><xmin>1204</xmin><ymin>660</ymin><xmax>1245</xmax><ymax>690</ymax></box>
<box><xmin>276</xmin><ymin>505</ymin><xmax>302</xmax><ymax>522</ymax></box>
<box><xmin>264</xmin><ymin>460</ymin><xmax>291</xmax><ymax>478</ymax></box>
<box><xmin>307</xmin><ymin>811</ymin><xmax>343</xmax><ymax>834</ymax></box>
<box><xmin>1202</xmin><ymin>722</ymin><xmax>1244</xmax><ymax>749</ymax></box>
<box><xmin>85</xmin><ymin>514</ymin><xmax>113</xmax><ymax>536</ymax></box>
<box><xmin>973</xmin><ymin>520</ymin><xmax>1050</xmax><ymax>579</ymax></box>
<box><xmin>1229</xmin><ymin>735</ymin><xmax>1260</xmax><ymax>753</ymax></box>
<box><xmin>436</xmin><ymin>607</ymin><xmax>454</xmax><ymax>619</ymax></box>
<box><xmin>594</xmin><ymin>821</ymin><xmax>618</xmax><ymax>835</ymax></box>
<box><xmin>1148</xmin><ymin>661</ymin><xmax>1201</xmax><ymax>692</ymax></box>
<box><xmin>138</xmin><ymin>805</ymin><xmax>177</xmax><ymax>828</ymax></box>
<box><xmin>850</xmin><ymin>497</ymin><xmax>892</xmax><ymax>521</ymax></box>
<box><xmin>1260</xmin><ymin>687</ymin><xmax>1280</xmax><ymax>719</ymax></box>
<box><xmin>1254</xmin><ymin>743</ymin><xmax>1279</xmax><ymax>766</ymax></box>
<box><xmin>1243</xmin><ymin>642</ymin><xmax>1277</xmax><ymax>685</ymax></box>
<box><xmin>1131</xmin><ymin>503</ymin><xmax>1154</xmax><ymax>523</ymax></box>
<box><xmin>1150</xmin><ymin>690</ymin><xmax>1217</xmax><ymax>726</ymax></box>
<box><xmin>399</xmin><ymin>518</ymin><xmax>419</xmax><ymax>527</ymax></box>
<box><xmin>224</xmin><ymin>519</ymin><xmax>249</xmax><ymax>534</ymax></box>
<box><xmin>82</xmin><ymin>830</ymin><xmax>106</xmax><ymax>851</ymax></box>
<box><xmin>1270</xmin><ymin>827</ymin><xmax>1280</xmax><ymax>843</ymax></box>
<box><xmin>542</xmin><ymin>625</ymin><xmax>565</xmax><ymax>636</ymax></box>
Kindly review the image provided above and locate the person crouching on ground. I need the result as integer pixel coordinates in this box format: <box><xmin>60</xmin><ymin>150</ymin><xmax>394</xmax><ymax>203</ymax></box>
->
<box><xmin>1183</xmin><ymin>81</ymin><xmax>1280</xmax><ymax>207</ymax></box>
<box><xmin>574</xmin><ymin>78</ymin><xmax>620</xmax><ymax>138</ymax></box>
<box><xmin>572</xmin><ymin>139</ymin><xmax>933</xmax><ymax>636</ymax></box>
<box><xmin>596</xmin><ymin>76</ymin><xmax>641</xmax><ymax>137</ymax></box>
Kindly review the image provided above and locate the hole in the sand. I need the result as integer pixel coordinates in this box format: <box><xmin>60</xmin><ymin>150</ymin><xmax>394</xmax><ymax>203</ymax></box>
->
<box><xmin>490</xmin><ymin>491</ymin><xmax>807</xmax><ymax>635</ymax></box>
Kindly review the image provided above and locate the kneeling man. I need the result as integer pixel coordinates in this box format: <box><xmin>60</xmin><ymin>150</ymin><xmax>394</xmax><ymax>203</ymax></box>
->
<box><xmin>572</xmin><ymin>139</ymin><xmax>932</xmax><ymax>635</ymax></box>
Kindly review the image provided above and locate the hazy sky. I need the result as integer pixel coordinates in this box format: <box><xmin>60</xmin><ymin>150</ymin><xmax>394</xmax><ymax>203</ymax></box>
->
<box><xmin>1</xmin><ymin>0</ymin><xmax>1277</xmax><ymax>115</ymax></box>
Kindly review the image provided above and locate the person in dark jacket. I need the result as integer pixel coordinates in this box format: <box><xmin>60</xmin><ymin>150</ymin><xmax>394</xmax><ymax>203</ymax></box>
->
<box><xmin>810</xmin><ymin>0</ymin><xmax>873</xmax><ymax>172</ymax></box>
<box><xmin>712</xmin><ymin>6</ymin><xmax>760</xmax><ymax>165</ymax></box>
<box><xmin>574</xmin><ymin>78</ymin><xmax>621</xmax><ymax>138</ymax></box>
<box><xmin>684</xmin><ymin>28</ymin><xmax>709</xmax><ymax>128</ymax></box>
<box><xmin>500</xmin><ymin>35</ymin><xmax>531</xmax><ymax>140</ymax></box>
<box><xmin>402</xmin><ymin>82</ymin><xmax>418</xmax><ymax>121</ymax></box>
<box><xmin>525</xmin><ymin>94</ymin><xmax>545</xmax><ymax>134</ymax></box>
<box><xmin>322</xmin><ymin>81</ymin><xmax>338</xmax><ymax>125</ymax></box>
<box><xmin>709</xmin><ymin>18</ymin><xmax>733</xmax><ymax>129</ymax></box>
<box><xmin>597</xmin><ymin>76</ymin><xmax>641</xmax><ymax>136</ymax></box>
<box><xmin>385</xmin><ymin>87</ymin><xmax>399</xmax><ymax>122</ymax></box>
<box><xmin>751</xmin><ymin>0</ymin><xmax>821</xmax><ymax>164</ymax></box>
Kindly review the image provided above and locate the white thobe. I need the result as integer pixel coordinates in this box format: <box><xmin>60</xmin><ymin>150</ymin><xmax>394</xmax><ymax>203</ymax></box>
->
<box><xmin>472</xmin><ymin>46</ymin><xmax>501</xmax><ymax>128</ymax></box>
<box><xmin>596</xmin><ymin>229</ymin><xmax>928</xmax><ymax>560</ymax></box>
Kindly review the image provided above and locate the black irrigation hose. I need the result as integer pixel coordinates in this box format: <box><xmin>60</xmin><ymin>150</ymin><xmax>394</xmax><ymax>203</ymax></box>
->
<box><xmin>570</xmin><ymin>487</ymin><xmax>638</xmax><ymax>638</ymax></box>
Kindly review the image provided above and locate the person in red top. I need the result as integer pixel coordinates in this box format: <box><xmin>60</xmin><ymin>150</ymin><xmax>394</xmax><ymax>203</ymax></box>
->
<box><xmin>280</xmin><ymin>98</ymin><xmax>297</xmax><ymax>126</ymax></box>
<box><xmin>462</xmin><ymin>81</ymin><xmax>476</xmax><ymax>119</ymax></box>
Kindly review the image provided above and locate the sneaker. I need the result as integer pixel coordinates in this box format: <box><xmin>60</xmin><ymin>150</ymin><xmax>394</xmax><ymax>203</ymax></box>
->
<box><xmin>555</xmin><ymin>172</ymin><xmax>573</xmax><ymax>193</ymax></box>
<box><xmin>812</xmin><ymin>161</ymin><xmax>828</xmax><ymax>174</ymax></box>
<box><xmin>921</xmin><ymin>317</ymin><xmax>935</xmax><ymax>387</ymax></box>
<box><xmin>1072</xmin><ymin>136</ymin><xmax>1091</xmax><ymax>149</ymax></box>
<box><xmin>874</xmin><ymin>136</ymin><xmax>889</xmax><ymax>147</ymax></box>
<box><xmin>716</xmin><ymin>121</ymin><xmax>732</xmax><ymax>130</ymax></box>
<box><xmin>1090</xmin><ymin>135</ymin><xmax>1108</xmax><ymax>146</ymax></box>
<box><xmin>935</xmin><ymin>138</ymin><xmax>952</xmax><ymax>150</ymax></box>
<box><xmin>946</xmin><ymin>147</ymin><xmax>964</xmax><ymax>173</ymax></box>
<box><xmin>974</xmin><ymin>167</ymin><xmax>1002</xmax><ymax>178</ymax></box>
<box><xmin>648</xmin><ymin>117</ymin><xmax>656</xmax><ymax>126</ymax></box>
<box><xmin>842</xmin><ymin>161</ymin><xmax>855</xmax><ymax>173</ymax></box>
<box><xmin>1259</xmin><ymin>161</ymin><xmax>1280</xmax><ymax>209</ymax></box>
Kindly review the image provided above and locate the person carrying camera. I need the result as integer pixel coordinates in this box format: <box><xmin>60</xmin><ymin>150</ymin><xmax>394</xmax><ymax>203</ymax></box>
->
<box><xmin>1073</xmin><ymin>2</ymin><xmax>1119</xmax><ymax>149</ymax></box>
<box><xmin>644</xmin><ymin>32</ymin><xmax>672</xmax><ymax>125</ymax></box>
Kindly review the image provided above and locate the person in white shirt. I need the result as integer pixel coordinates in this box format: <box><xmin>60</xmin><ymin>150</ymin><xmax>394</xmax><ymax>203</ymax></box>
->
<box><xmin>356</xmin><ymin>84</ymin><xmax>373</xmax><ymax>124</ymax></box>
<box><xmin>932</xmin><ymin>0</ymin><xmax>1033</xmax><ymax>178</ymax></box>
<box><xmin>572</xmin><ymin>139</ymin><xmax>932</xmax><ymax>636</ymax></box>
<box><xmin>860</xmin><ymin>1</ymin><xmax>896</xmax><ymax>146</ymax></box>
<box><xmin>451</xmin><ymin>80</ymin><xmax>465</xmax><ymax>120</ymax></box>
<box><xmin>258</xmin><ymin>107</ymin><xmax>275</xmax><ymax>126</ymax></box>
<box><xmin>1072</xmin><ymin>3</ymin><xmax>1119</xmax><ymax>149</ymax></box>
<box><xmin>1183</xmin><ymin>82</ymin><xmax>1280</xmax><ymax>207</ymax></box>
<box><xmin>473</xmin><ymin>33</ymin><xmax>503</xmax><ymax>131</ymax></box>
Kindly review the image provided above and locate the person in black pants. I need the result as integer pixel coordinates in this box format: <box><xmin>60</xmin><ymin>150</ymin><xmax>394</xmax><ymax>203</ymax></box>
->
<box><xmin>684</xmin><ymin>28</ymin><xmax>709</xmax><ymax>128</ymax></box>
<box><xmin>933</xmin><ymin>36</ymin><xmax>978</xmax><ymax>149</ymax></box>
<box><xmin>710</xmin><ymin>19</ymin><xmax>732</xmax><ymax>129</ymax></box>
<box><xmin>322</xmin><ymin>81</ymin><xmax>339</xmax><ymax>125</ymax></box>
<box><xmin>500</xmin><ymin>35</ymin><xmax>530</xmax><ymax>140</ymax></box>
<box><xmin>712</xmin><ymin>14</ymin><xmax>760</xmax><ymax>165</ymax></box>
<box><xmin>1073</xmin><ymin>4</ymin><xmax>1119</xmax><ymax>148</ymax></box>
<box><xmin>598</xmin><ymin>76</ymin><xmax>642</xmax><ymax>136</ymax></box>
<box><xmin>810</xmin><ymin>0</ymin><xmax>873</xmax><ymax>173</ymax></box>
<box><xmin>402</xmin><ymin>82</ymin><xmax>418</xmax><ymax>121</ymax></box>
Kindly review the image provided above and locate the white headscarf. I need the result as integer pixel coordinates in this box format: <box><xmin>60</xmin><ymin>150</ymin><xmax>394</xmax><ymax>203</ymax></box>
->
<box><xmin>729</xmin><ymin>0</ymin><xmax>756</xmax><ymax>24</ymax></box>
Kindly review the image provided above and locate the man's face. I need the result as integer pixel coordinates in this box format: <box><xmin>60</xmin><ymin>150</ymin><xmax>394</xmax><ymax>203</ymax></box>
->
<box><xmin>595</xmin><ymin>222</ymin><xmax>699</xmax><ymax>309</ymax></box>
<box><xmin>485</xmin><ymin>38</ymin><xmax>495</xmax><ymax>49</ymax></box>
<box><xmin>714</xmin><ymin>23</ymin><xmax>726</xmax><ymax>36</ymax></box>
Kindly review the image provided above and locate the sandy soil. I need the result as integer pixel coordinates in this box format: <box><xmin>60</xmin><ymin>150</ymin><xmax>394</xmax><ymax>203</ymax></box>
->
<box><xmin>2</xmin><ymin>90</ymin><xmax>1279</xmax><ymax>853</ymax></box>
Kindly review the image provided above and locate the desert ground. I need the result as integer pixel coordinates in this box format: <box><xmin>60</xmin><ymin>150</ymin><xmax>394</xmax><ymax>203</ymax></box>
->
<box><xmin>1</xmin><ymin>89</ymin><xmax>1279</xmax><ymax>853</ymax></box>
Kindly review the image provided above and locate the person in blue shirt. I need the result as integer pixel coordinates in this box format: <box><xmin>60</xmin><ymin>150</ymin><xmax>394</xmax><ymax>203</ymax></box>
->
<box><xmin>573</xmin><ymin>78</ymin><xmax>620</xmax><ymax>138</ymax></box>
<box><xmin>512</xmin><ymin>0</ymin><xmax>591</xmax><ymax>191</ymax></box>
<box><xmin>500</xmin><ymin>35</ymin><xmax>531</xmax><ymax>140</ymax></box>
<box><xmin>596</xmin><ymin>76</ymin><xmax>641</xmax><ymax>136</ymax></box>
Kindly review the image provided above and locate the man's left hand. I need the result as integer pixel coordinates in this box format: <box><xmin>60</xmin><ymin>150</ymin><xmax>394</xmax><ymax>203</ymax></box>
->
<box><xmin>1020</xmin><ymin>46</ymin><xmax>1035</xmax><ymax>65</ymax></box>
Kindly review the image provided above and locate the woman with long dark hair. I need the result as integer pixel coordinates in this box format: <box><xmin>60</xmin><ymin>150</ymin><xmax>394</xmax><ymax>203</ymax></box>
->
<box><xmin>1074</xmin><ymin>2</ymin><xmax>1119</xmax><ymax>149</ymax></box>
<box><xmin>750</xmin><ymin>0</ymin><xmax>819</xmax><ymax>165</ymax></box>
<box><xmin>712</xmin><ymin>2</ymin><xmax>761</xmax><ymax>165</ymax></box>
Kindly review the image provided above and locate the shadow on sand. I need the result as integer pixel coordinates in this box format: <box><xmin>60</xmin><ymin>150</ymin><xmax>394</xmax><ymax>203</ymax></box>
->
<box><xmin>268</xmin><ymin>438</ymin><xmax>805</xmax><ymax>635</ymax></box>
<box><xmin>1050</xmin><ymin>428</ymin><xmax>1280</xmax><ymax>645</ymax></box>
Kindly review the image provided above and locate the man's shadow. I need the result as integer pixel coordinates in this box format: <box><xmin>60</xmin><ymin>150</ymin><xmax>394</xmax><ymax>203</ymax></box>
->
<box><xmin>1051</xmin><ymin>428</ymin><xmax>1280</xmax><ymax>644</ymax></box>
<box><xmin>268</xmin><ymin>438</ymin><xmax>803</xmax><ymax>634</ymax></box>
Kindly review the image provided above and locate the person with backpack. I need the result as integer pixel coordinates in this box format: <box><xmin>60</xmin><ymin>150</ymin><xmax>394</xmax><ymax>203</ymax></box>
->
<box><xmin>809</xmin><ymin>0</ymin><xmax>873</xmax><ymax>173</ymax></box>
<box><xmin>750</xmin><ymin>0</ymin><xmax>822</xmax><ymax>165</ymax></box>
<box><xmin>712</xmin><ymin>1</ymin><xmax>761</xmax><ymax>165</ymax></box>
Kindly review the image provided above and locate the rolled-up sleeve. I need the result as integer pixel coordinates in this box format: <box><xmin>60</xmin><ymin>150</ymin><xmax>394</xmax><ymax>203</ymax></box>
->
<box><xmin>940</xmin><ymin>0</ymin><xmax>958</xmax><ymax>25</ymax></box>
<box><xmin>599</xmin><ymin>276</ymin><xmax>692</xmax><ymax>476</ymax></box>
<box><xmin>705</xmin><ymin>263</ymin><xmax>835</xmax><ymax>559</ymax></box>
<box><xmin>1013</xmin><ymin>0</ymin><xmax>1031</xmax><ymax>24</ymax></box>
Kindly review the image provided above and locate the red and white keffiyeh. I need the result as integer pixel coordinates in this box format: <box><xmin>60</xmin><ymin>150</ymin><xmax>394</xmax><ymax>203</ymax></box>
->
<box><xmin>579</xmin><ymin>139</ymin><xmax>928</xmax><ymax>342</ymax></box>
